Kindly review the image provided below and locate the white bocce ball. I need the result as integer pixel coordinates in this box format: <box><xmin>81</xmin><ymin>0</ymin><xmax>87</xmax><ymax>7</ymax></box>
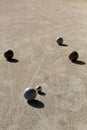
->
<box><xmin>24</xmin><ymin>87</ymin><xmax>37</xmax><ymax>101</ymax></box>
<box><xmin>36</xmin><ymin>86</ymin><xmax>42</xmax><ymax>93</ymax></box>
<box><xmin>56</xmin><ymin>37</ymin><xmax>63</xmax><ymax>45</ymax></box>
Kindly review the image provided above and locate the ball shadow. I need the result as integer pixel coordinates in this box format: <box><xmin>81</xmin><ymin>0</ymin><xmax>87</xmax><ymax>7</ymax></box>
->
<box><xmin>57</xmin><ymin>43</ymin><xmax>68</xmax><ymax>47</ymax></box>
<box><xmin>38</xmin><ymin>91</ymin><xmax>46</xmax><ymax>96</ymax></box>
<box><xmin>72</xmin><ymin>60</ymin><xmax>86</xmax><ymax>65</ymax></box>
<box><xmin>27</xmin><ymin>99</ymin><xmax>44</xmax><ymax>109</ymax></box>
<box><xmin>7</xmin><ymin>58</ymin><xmax>19</xmax><ymax>63</ymax></box>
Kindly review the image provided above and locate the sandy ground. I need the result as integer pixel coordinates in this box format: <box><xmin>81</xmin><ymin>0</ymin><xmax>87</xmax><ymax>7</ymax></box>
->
<box><xmin>0</xmin><ymin>0</ymin><xmax>87</xmax><ymax>130</ymax></box>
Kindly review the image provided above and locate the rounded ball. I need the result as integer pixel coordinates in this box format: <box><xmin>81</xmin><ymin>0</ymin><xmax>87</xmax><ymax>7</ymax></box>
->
<box><xmin>69</xmin><ymin>51</ymin><xmax>79</xmax><ymax>62</ymax></box>
<box><xmin>36</xmin><ymin>86</ymin><xmax>42</xmax><ymax>93</ymax></box>
<box><xmin>4</xmin><ymin>50</ymin><xmax>14</xmax><ymax>59</ymax></box>
<box><xmin>56</xmin><ymin>37</ymin><xmax>63</xmax><ymax>45</ymax></box>
<box><xmin>24</xmin><ymin>87</ymin><xmax>37</xmax><ymax>101</ymax></box>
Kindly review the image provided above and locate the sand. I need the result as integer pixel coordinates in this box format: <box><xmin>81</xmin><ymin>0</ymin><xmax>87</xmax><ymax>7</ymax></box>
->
<box><xmin>0</xmin><ymin>0</ymin><xmax>87</xmax><ymax>130</ymax></box>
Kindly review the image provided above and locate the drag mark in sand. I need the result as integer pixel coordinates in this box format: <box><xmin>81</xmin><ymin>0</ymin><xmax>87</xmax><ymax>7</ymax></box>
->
<box><xmin>30</xmin><ymin>50</ymin><xmax>47</xmax><ymax>86</ymax></box>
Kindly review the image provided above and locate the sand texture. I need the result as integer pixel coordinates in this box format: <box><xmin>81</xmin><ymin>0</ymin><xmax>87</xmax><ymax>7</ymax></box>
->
<box><xmin>0</xmin><ymin>0</ymin><xmax>87</xmax><ymax>130</ymax></box>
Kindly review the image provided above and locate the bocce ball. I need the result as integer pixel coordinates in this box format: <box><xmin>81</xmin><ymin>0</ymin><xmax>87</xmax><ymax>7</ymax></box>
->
<box><xmin>4</xmin><ymin>50</ymin><xmax>14</xmax><ymax>60</ymax></box>
<box><xmin>36</xmin><ymin>86</ymin><xmax>42</xmax><ymax>93</ymax></box>
<box><xmin>56</xmin><ymin>37</ymin><xmax>63</xmax><ymax>45</ymax></box>
<box><xmin>69</xmin><ymin>51</ymin><xmax>79</xmax><ymax>62</ymax></box>
<box><xmin>24</xmin><ymin>87</ymin><xmax>37</xmax><ymax>101</ymax></box>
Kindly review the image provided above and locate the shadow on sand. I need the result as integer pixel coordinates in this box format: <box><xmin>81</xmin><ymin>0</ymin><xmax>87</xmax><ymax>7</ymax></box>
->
<box><xmin>27</xmin><ymin>99</ymin><xmax>44</xmax><ymax>109</ymax></box>
<box><xmin>7</xmin><ymin>58</ymin><xmax>19</xmax><ymax>63</ymax></box>
<box><xmin>72</xmin><ymin>60</ymin><xmax>86</xmax><ymax>65</ymax></box>
<box><xmin>38</xmin><ymin>91</ymin><xmax>46</xmax><ymax>96</ymax></box>
<box><xmin>58</xmin><ymin>43</ymin><xmax>68</xmax><ymax>47</ymax></box>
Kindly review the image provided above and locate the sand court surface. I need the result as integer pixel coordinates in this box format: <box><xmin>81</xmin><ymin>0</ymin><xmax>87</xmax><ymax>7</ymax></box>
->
<box><xmin>0</xmin><ymin>0</ymin><xmax>87</xmax><ymax>130</ymax></box>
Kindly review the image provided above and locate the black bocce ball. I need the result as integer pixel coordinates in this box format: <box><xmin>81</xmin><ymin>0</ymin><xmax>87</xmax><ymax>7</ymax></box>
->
<box><xmin>69</xmin><ymin>51</ymin><xmax>79</xmax><ymax>62</ymax></box>
<box><xmin>4</xmin><ymin>50</ymin><xmax>14</xmax><ymax>60</ymax></box>
<box><xmin>56</xmin><ymin>37</ymin><xmax>63</xmax><ymax>45</ymax></box>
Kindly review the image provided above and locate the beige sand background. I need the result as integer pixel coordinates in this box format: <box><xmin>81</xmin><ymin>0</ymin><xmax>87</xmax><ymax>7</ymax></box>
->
<box><xmin>0</xmin><ymin>0</ymin><xmax>87</xmax><ymax>129</ymax></box>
